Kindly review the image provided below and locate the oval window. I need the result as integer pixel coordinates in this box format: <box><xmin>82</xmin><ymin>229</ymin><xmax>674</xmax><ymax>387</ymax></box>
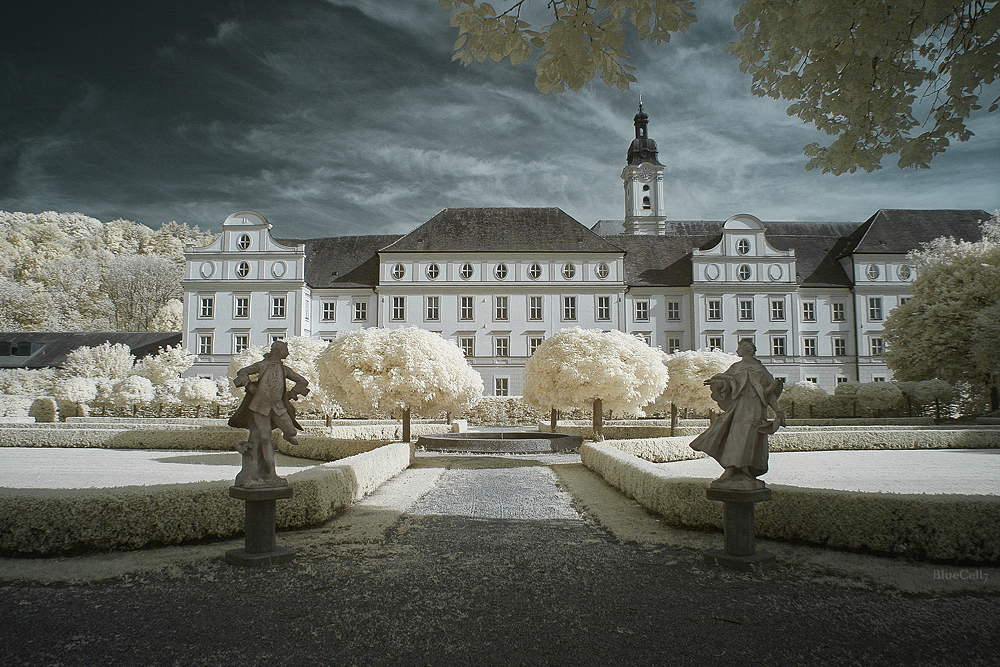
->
<box><xmin>562</xmin><ymin>263</ymin><xmax>576</xmax><ymax>279</ymax></box>
<box><xmin>460</xmin><ymin>263</ymin><xmax>474</xmax><ymax>279</ymax></box>
<box><xmin>737</xmin><ymin>264</ymin><xmax>752</xmax><ymax>281</ymax></box>
<box><xmin>736</xmin><ymin>238</ymin><xmax>750</xmax><ymax>255</ymax></box>
<box><xmin>200</xmin><ymin>261</ymin><xmax>216</xmax><ymax>278</ymax></box>
<box><xmin>897</xmin><ymin>264</ymin><xmax>911</xmax><ymax>280</ymax></box>
<box><xmin>237</xmin><ymin>233</ymin><xmax>252</xmax><ymax>251</ymax></box>
<box><xmin>392</xmin><ymin>263</ymin><xmax>405</xmax><ymax>280</ymax></box>
<box><xmin>596</xmin><ymin>262</ymin><xmax>610</xmax><ymax>279</ymax></box>
<box><xmin>705</xmin><ymin>264</ymin><xmax>720</xmax><ymax>281</ymax></box>
<box><xmin>426</xmin><ymin>263</ymin><xmax>440</xmax><ymax>279</ymax></box>
<box><xmin>236</xmin><ymin>261</ymin><xmax>250</xmax><ymax>278</ymax></box>
<box><xmin>528</xmin><ymin>262</ymin><xmax>542</xmax><ymax>280</ymax></box>
<box><xmin>494</xmin><ymin>263</ymin><xmax>508</xmax><ymax>280</ymax></box>
<box><xmin>867</xmin><ymin>264</ymin><xmax>880</xmax><ymax>280</ymax></box>
<box><xmin>271</xmin><ymin>261</ymin><xmax>287</xmax><ymax>278</ymax></box>
<box><xmin>768</xmin><ymin>264</ymin><xmax>783</xmax><ymax>281</ymax></box>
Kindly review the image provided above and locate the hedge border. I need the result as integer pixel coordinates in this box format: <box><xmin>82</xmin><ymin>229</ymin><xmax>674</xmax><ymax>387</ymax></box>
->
<box><xmin>582</xmin><ymin>443</ymin><xmax>1000</xmax><ymax>563</ymax></box>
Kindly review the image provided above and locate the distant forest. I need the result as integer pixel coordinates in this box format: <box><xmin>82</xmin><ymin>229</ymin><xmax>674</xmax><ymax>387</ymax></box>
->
<box><xmin>0</xmin><ymin>211</ymin><xmax>217</xmax><ymax>332</ymax></box>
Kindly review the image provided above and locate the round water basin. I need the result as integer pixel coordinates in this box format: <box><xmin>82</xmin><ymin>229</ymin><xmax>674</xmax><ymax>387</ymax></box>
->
<box><xmin>417</xmin><ymin>431</ymin><xmax>583</xmax><ymax>453</ymax></box>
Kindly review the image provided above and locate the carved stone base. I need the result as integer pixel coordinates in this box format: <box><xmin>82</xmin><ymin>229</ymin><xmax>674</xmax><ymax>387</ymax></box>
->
<box><xmin>226</xmin><ymin>485</ymin><xmax>295</xmax><ymax>567</ymax></box>
<box><xmin>704</xmin><ymin>487</ymin><xmax>775</xmax><ymax>571</ymax></box>
<box><xmin>703</xmin><ymin>549</ymin><xmax>776</xmax><ymax>572</ymax></box>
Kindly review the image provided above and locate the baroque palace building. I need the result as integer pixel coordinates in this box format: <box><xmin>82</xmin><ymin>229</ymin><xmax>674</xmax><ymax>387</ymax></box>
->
<box><xmin>181</xmin><ymin>106</ymin><xmax>989</xmax><ymax>395</ymax></box>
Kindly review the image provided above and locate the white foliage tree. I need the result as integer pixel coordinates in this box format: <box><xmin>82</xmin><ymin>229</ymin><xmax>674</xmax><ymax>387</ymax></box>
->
<box><xmin>133</xmin><ymin>345</ymin><xmax>196</xmax><ymax>386</ymax></box>
<box><xmin>61</xmin><ymin>342</ymin><xmax>135</xmax><ymax>380</ymax></box>
<box><xmin>523</xmin><ymin>327</ymin><xmax>669</xmax><ymax>440</ymax></box>
<box><xmin>653</xmin><ymin>348</ymin><xmax>741</xmax><ymax>419</ymax></box>
<box><xmin>317</xmin><ymin>327</ymin><xmax>484</xmax><ymax>441</ymax></box>
<box><xmin>53</xmin><ymin>377</ymin><xmax>98</xmax><ymax>417</ymax></box>
<box><xmin>778</xmin><ymin>381</ymin><xmax>828</xmax><ymax>419</ymax></box>
<box><xmin>178</xmin><ymin>377</ymin><xmax>218</xmax><ymax>417</ymax></box>
<box><xmin>112</xmin><ymin>375</ymin><xmax>155</xmax><ymax>416</ymax></box>
<box><xmin>151</xmin><ymin>298</ymin><xmax>184</xmax><ymax>331</ymax></box>
<box><xmin>856</xmin><ymin>382</ymin><xmax>903</xmax><ymax>417</ymax></box>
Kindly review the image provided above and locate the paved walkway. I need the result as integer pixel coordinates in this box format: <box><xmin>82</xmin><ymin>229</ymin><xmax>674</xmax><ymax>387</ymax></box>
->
<box><xmin>1</xmin><ymin>452</ymin><xmax>998</xmax><ymax>666</ymax></box>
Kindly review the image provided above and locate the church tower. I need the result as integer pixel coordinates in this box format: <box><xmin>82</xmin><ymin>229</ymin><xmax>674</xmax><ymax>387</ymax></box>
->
<box><xmin>621</xmin><ymin>102</ymin><xmax>666</xmax><ymax>235</ymax></box>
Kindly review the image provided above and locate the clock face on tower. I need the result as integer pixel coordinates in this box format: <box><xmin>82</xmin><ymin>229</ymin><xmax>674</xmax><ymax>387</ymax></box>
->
<box><xmin>637</xmin><ymin>167</ymin><xmax>653</xmax><ymax>182</ymax></box>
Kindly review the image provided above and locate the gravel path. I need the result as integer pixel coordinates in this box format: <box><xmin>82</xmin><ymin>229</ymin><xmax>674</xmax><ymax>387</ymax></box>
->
<box><xmin>1</xmin><ymin>452</ymin><xmax>998</xmax><ymax>667</ymax></box>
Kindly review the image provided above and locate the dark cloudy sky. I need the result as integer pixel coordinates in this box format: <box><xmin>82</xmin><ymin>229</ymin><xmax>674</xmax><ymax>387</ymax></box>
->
<box><xmin>2</xmin><ymin>0</ymin><xmax>997</xmax><ymax>239</ymax></box>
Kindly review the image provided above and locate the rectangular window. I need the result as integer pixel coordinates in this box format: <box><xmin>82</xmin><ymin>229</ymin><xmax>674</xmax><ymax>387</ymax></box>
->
<box><xmin>425</xmin><ymin>296</ymin><xmax>440</xmax><ymax>321</ymax></box>
<box><xmin>528</xmin><ymin>296</ymin><xmax>543</xmax><ymax>321</ymax></box>
<box><xmin>739</xmin><ymin>299</ymin><xmax>754</xmax><ymax>321</ymax></box>
<box><xmin>873</xmin><ymin>376</ymin><xmax>886</xmax><ymax>383</ymax></box>
<box><xmin>321</xmin><ymin>301</ymin><xmax>336</xmax><ymax>321</ymax></box>
<box><xmin>459</xmin><ymin>336</ymin><xmax>474</xmax><ymax>357</ymax></box>
<box><xmin>391</xmin><ymin>296</ymin><xmax>405</xmax><ymax>321</ymax></box>
<box><xmin>494</xmin><ymin>336</ymin><xmax>509</xmax><ymax>357</ymax></box>
<box><xmin>833</xmin><ymin>337</ymin><xmax>847</xmax><ymax>356</ymax></box>
<box><xmin>770</xmin><ymin>300</ymin><xmax>785</xmax><ymax>321</ymax></box>
<box><xmin>870</xmin><ymin>337</ymin><xmax>885</xmax><ymax>356</ymax></box>
<box><xmin>198</xmin><ymin>334</ymin><xmax>213</xmax><ymax>355</ymax></box>
<box><xmin>494</xmin><ymin>296</ymin><xmax>508</xmax><ymax>321</ymax></box>
<box><xmin>868</xmin><ymin>297</ymin><xmax>883</xmax><ymax>321</ymax></box>
<box><xmin>805</xmin><ymin>377</ymin><xmax>819</xmax><ymax>384</ymax></box>
<box><xmin>667</xmin><ymin>337</ymin><xmax>682</xmax><ymax>353</ymax></box>
<box><xmin>199</xmin><ymin>296</ymin><xmax>214</xmax><ymax>318</ymax></box>
<box><xmin>494</xmin><ymin>377</ymin><xmax>509</xmax><ymax>397</ymax></box>
<box><xmin>269</xmin><ymin>332</ymin><xmax>285</xmax><ymax>343</ymax></box>
<box><xmin>635</xmin><ymin>332</ymin><xmax>651</xmax><ymax>346</ymax></box>
<box><xmin>666</xmin><ymin>301</ymin><xmax>680</xmax><ymax>321</ymax></box>
<box><xmin>803</xmin><ymin>337</ymin><xmax>817</xmax><ymax>356</ymax></box>
<box><xmin>899</xmin><ymin>296</ymin><xmax>910</xmax><ymax>306</ymax></box>
<box><xmin>597</xmin><ymin>296</ymin><xmax>611</xmax><ymax>321</ymax></box>
<box><xmin>563</xmin><ymin>296</ymin><xmax>577</xmax><ymax>321</ymax></box>
<box><xmin>233</xmin><ymin>333</ymin><xmax>249</xmax><ymax>354</ymax></box>
<box><xmin>528</xmin><ymin>336</ymin><xmax>544</xmax><ymax>356</ymax></box>
<box><xmin>832</xmin><ymin>302</ymin><xmax>846</xmax><ymax>321</ymax></box>
<box><xmin>772</xmin><ymin>336</ymin><xmax>786</xmax><ymax>356</ymax></box>
<box><xmin>634</xmin><ymin>300</ymin><xmax>650</xmax><ymax>322</ymax></box>
<box><xmin>837</xmin><ymin>376</ymin><xmax>848</xmax><ymax>384</ymax></box>
<box><xmin>270</xmin><ymin>296</ymin><xmax>286</xmax><ymax>318</ymax></box>
<box><xmin>353</xmin><ymin>300</ymin><xmax>368</xmax><ymax>322</ymax></box>
<box><xmin>708</xmin><ymin>336</ymin><xmax>723</xmax><ymax>351</ymax></box>
<box><xmin>460</xmin><ymin>296</ymin><xmax>475</xmax><ymax>321</ymax></box>
<box><xmin>802</xmin><ymin>301</ymin><xmax>816</xmax><ymax>322</ymax></box>
<box><xmin>707</xmin><ymin>299</ymin><xmax>722</xmax><ymax>321</ymax></box>
<box><xmin>234</xmin><ymin>296</ymin><xmax>250</xmax><ymax>319</ymax></box>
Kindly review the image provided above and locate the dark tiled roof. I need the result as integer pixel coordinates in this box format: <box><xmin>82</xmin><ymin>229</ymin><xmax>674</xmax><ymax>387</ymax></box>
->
<box><xmin>846</xmin><ymin>209</ymin><xmax>988</xmax><ymax>255</ymax></box>
<box><xmin>609</xmin><ymin>221</ymin><xmax>859</xmax><ymax>287</ymax></box>
<box><xmin>380</xmin><ymin>208</ymin><xmax>624</xmax><ymax>253</ymax></box>
<box><xmin>0</xmin><ymin>332</ymin><xmax>182</xmax><ymax>369</ymax></box>
<box><xmin>277</xmin><ymin>235</ymin><xmax>401</xmax><ymax>288</ymax></box>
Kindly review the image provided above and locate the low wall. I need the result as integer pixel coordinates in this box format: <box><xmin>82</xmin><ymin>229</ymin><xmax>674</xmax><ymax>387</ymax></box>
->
<box><xmin>0</xmin><ymin>442</ymin><xmax>415</xmax><ymax>556</ymax></box>
<box><xmin>582</xmin><ymin>443</ymin><xmax>1000</xmax><ymax>562</ymax></box>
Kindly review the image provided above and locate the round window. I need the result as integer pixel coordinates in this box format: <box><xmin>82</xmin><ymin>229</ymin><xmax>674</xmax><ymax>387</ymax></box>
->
<box><xmin>460</xmin><ymin>263</ymin><xmax>474</xmax><ymax>279</ymax></box>
<box><xmin>494</xmin><ymin>263</ymin><xmax>508</xmax><ymax>280</ymax></box>
<box><xmin>867</xmin><ymin>264</ymin><xmax>880</xmax><ymax>280</ymax></box>
<box><xmin>897</xmin><ymin>264</ymin><xmax>911</xmax><ymax>280</ymax></box>
<box><xmin>236</xmin><ymin>261</ymin><xmax>250</xmax><ymax>278</ymax></box>
<box><xmin>705</xmin><ymin>264</ymin><xmax>720</xmax><ymax>281</ymax></box>
<box><xmin>528</xmin><ymin>263</ymin><xmax>542</xmax><ymax>280</ymax></box>
<box><xmin>596</xmin><ymin>262</ymin><xmax>610</xmax><ymax>279</ymax></box>
<box><xmin>562</xmin><ymin>263</ymin><xmax>576</xmax><ymax>279</ymax></box>
<box><xmin>737</xmin><ymin>264</ymin><xmax>752</xmax><ymax>281</ymax></box>
<box><xmin>237</xmin><ymin>233</ymin><xmax>252</xmax><ymax>251</ymax></box>
<box><xmin>392</xmin><ymin>263</ymin><xmax>405</xmax><ymax>280</ymax></box>
<box><xmin>736</xmin><ymin>238</ymin><xmax>750</xmax><ymax>255</ymax></box>
<box><xmin>426</xmin><ymin>263</ymin><xmax>440</xmax><ymax>279</ymax></box>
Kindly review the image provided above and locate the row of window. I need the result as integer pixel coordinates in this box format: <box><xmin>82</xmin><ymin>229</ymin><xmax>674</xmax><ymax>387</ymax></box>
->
<box><xmin>390</xmin><ymin>261</ymin><xmax>612</xmax><ymax>281</ymax></box>
<box><xmin>199</xmin><ymin>295</ymin><xmax>371</xmax><ymax>322</ymax></box>
<box><xmin>703</xmin><ymin>298</ymin><xmax>903</xmax><ymax>323</ymax></box>
<box><xmin>705</xmin><ymin>334</ymin><xmax>884</xmax><ymax>357</ymax></box>
<box><xmin>390</xmin><ymin>295</ymin><xmax>599</xmax><ymax>322</ymax></box>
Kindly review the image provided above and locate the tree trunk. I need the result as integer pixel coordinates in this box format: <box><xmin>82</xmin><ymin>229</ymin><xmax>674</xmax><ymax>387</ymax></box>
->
<box><xmin>992</xmin><ymin>385</ymin><xmax>999</xmax><ymax>413</ymax></box>
<box><xmin>593</xmin><ymin>398</ymin><xmax>604</xmax><ymax>441</ymax></box>
<box><xmin>402</xmin><ymin>408</ymin><xmax>411</xmax><ymax>442</ymax></box>
<box><xmin>934</xmin><ymin>398</ymin><xmax>941</xmax><ymax>425</ymax></box>
<box><xmin>550</xmin><ymin>408</ymin><xmax>558</xmax><ymax>433</ymax></box>
<box><xmin>809</xmin><ymin>404</ymin><xmax>814</xmax><ymax>418</ymax></box>
<box><xmin>446</xmin><ymin>412</ymin><xmax>453</xmax><ymax>425</ymax></box>
<box><xmin>790</xmin><ymin>401</ymin><xmax>795</xmax><ymax>419</ymax></box>
<box><xmin>325</xmin><ymin>413</ymin><xmax>333</xmax><ymax>428</ymax></box>
<box><xmin>670</xmin><ymin>403</ymin><xmax>678</xmax><ymax>436</ymax></box>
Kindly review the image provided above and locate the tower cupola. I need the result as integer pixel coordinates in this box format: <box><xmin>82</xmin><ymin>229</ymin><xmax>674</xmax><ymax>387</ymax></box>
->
<box><xmin>627</xmin><ymin>101</ymin><xmax>662</xmax><ymax>166</ymax></box>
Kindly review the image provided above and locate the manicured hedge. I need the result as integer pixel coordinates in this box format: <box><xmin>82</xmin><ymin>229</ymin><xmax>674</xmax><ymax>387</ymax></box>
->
<box><xmin>582</xmin><ymin>443</ymin><xmax>1000</xmax><ymax>562</ymax></box>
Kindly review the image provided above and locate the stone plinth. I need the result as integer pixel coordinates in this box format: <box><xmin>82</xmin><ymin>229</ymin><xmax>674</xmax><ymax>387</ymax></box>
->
<box><xmin>703</xmin><ymin>487</ymin><xmax>776</xmax><ymax>572</ymax></box>
<box><xmin>226</xmin><ymin>485</ymin><xmax>295</xmax><ymax>566</ymax></box>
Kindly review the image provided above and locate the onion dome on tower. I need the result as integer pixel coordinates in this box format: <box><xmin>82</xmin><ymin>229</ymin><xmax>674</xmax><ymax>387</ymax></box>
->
<box><xmin>627</xmin><ymin>101</ymin><xmax>662</xmax><ymax>166</ymax></box>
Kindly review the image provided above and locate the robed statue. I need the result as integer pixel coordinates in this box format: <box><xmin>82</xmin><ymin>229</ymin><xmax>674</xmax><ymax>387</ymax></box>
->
<box><xmin>228</xmin><ymin>340</ymin><xmax>310</xmax><ymax>488</ymax></box>
<box><xmin>690</xmin><ymin>339</ymin><xmax>785</xmax><ymax>491</ymax></box>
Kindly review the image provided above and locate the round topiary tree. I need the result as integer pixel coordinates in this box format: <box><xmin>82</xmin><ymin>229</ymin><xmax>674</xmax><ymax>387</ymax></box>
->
<box><xmin>778</xmin><ymin>381</ymin><xmax>828</xmax><ymax>419</ymax></box>
<box><xmin>317</xmin><ymin>327</ymin><xmax>483</xmax><ymax>441</ymax></box>
<box><xmin>112</xmin><ymin>375</ymin><xmax>155</xmax><ymax>416</ymax></box>
<box><xmin>523</xmin><ymin>327</ymin><xmax>669</xmax><ymax>441</ymax></box>
<box><xmin>178</xmin><ymin>377</ymin><xmax>218</xmax><ymax>417</ymax></box>
<box><xmin>833</xmin><ymin>380</ymin><xmax>863</xmax><ymax>417</ymax></box>
<box><xmin>53</xmin><ymin>377</ymin><xmax>98</xmax><ymax>417</ymax></box>
<box><xmin>910</xmin><ymin>378</ymin><xmax>956</xmax><ymax>423</ymax></box>
<box><xmin>651</xmin><ymin>348</ymin><xmax>740</xmax><ymax>429</ymax></box>
<box><xmin>856</xmin><ymin>381</ymin><xmax>903</xmax><ymax>417</ymax></box>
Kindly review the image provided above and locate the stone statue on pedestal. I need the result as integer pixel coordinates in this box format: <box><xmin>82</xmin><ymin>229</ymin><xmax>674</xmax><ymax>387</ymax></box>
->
<box><xmin>228</xmin><ymin>340</ymin><xmax>309</xmax><ymax>488</ymax></box>
<box><xmin>690</xmin><ymin>339</ymin><xmax>785</xmax><ymax>491</ymax></box>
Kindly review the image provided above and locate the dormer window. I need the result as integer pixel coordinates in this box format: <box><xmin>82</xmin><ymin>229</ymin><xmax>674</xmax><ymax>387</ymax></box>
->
<box><xmin>391</xmin><ymin>263</ymin><xmax>406</xmax><ymax>280</ymax></box>
<box><xmin>866</xmin><ymin>264</ymin><xmax>880</xmax><ymax>280</ymax></box>
<box><xmin>528</xmin><ymin>262</ymin><xmax>542</xmax><ymax>280</ymax></box>
<box><xmin>737</xmin><ymin>238</ymin><xmax>751</xmax><ymax>255</ymax></box>
<box><xmin>562</xmin><ymin>263</ymin><xmax>576</xmax><ymax>279</ymax></box>
<box><xmin>426</xmin><ymin>263</ymin><xmax>440</xmax><ymax>279</ymax></box>
<box><xmin>237</xmin><ymin>234</ymin><xmax>252</xmax><ymax>251</ymax></box>
<box><xmin>595</xmin><ymin>263</ymin><xmax>610</xmax><ymax>279</ymax></box>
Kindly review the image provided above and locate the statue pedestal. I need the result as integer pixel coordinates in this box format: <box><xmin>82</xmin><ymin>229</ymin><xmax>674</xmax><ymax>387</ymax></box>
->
<box><xmin>703</xmin><ymin>487</ymin><xmax>776</xmax><ymax>572</ymax></box>
<box><xmin>226</xmin><ymin>485</ymin><xmax>295</xmax><ymax>566</ymax></box>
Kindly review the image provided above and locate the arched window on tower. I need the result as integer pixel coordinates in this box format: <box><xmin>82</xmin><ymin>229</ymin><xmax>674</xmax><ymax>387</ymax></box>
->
<box><xmin>642</xmin><ymin>196</ymin><xmax>651</xmax><ymax>210</ymax></box>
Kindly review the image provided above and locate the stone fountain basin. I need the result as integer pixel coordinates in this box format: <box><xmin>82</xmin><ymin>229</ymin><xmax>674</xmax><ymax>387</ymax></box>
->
<box><xmin>416</xmin><ymin>431</ymin><xmax>583</xmax><ymax>453</ymax></box>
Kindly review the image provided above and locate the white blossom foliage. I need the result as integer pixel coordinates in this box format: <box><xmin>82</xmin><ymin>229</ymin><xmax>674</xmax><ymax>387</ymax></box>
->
<box><xmin>178</xmin><ymin>377</ymin><xmax>218</xmax><ymax>407</ymax></box>
<box><xmin>523</xmin><ymin>327</ymin><xmax>669</xmax><ymax>416</ymax></box>
<box><xmin>112</xmin><ymin>375</ymin><xmax>155</xmax><ymax>409</ymax></box>
<box><xmin>317</xmin><ymin>327</ymin><xmax>483</xmax><ymax>418</ymax></box>
<box><xmin>778</xmin><ymin>381</ymin><xmax>828</xmax><ymax>415</ymax></box>
<box><xmin>53</xmin><ymin>377</ymin><xmax>98</xmax><ymax>405</ymax></box>
<box><xmin>133</xmin><ymin>345</ymin><xmax>195</xmax><ymax>386</ymax></box>
<box><xmin>61</xmin><ymin>342</ymin><xmax>135</xmax><ymax>380</ymax></box>
<box><xmin>653</xmin><ymin>348</ymin><xmax>740</xmax><ymax>415</ymax></box>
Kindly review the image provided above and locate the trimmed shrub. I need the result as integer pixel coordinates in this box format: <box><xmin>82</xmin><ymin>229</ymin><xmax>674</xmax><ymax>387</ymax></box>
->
<box><xmin>28</xmin><ymin>397</ymin><xmax>57</xmax><ymax>423</ymax></box>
